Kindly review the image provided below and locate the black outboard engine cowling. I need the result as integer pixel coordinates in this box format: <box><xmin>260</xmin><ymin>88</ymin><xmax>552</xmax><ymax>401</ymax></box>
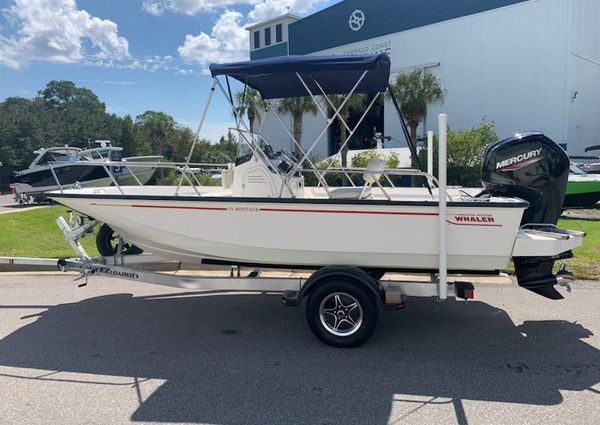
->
<box><xmin>481</xmin><ymin>132</ymin><xmax>571</xmax><ymax>300</ymax></box>
<box><xmin>481</xmin><ymin>132</ymin><xmax>569</xmax><ymax>225</ymax></box>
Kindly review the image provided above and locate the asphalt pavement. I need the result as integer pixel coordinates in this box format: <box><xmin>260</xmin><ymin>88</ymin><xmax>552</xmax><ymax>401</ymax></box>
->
<box><xmin>0</xmin><ymin>274</ymin><xmax>599</xmax><ymax>425</ymax></box>
<box><xmin>0</xmin><ymin>193</ymin><xmax>50</xmax><ymax>214</ymax></box>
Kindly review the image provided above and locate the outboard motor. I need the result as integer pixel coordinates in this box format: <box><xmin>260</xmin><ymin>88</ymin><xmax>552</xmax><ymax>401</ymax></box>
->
<box><xmin>480</xmin><ymin>132</ymin><xmax>571</xmax><ymax>299</ymax></box>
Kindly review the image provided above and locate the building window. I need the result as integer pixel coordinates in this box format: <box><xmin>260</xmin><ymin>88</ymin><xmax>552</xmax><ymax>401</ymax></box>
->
<box><xmin>253</xmin><ymin>31</ymin><xmax>260</xmax><ymax>49</ymax></box>
<box><xmin>275</xmin><ymin>24</ymin><xmax>282</xmax><ymax>43</ymax></box>
<box><xmin>264</xmin><ymin>27</ymin><xmax>271</xmax><ymax>46</ymax></box>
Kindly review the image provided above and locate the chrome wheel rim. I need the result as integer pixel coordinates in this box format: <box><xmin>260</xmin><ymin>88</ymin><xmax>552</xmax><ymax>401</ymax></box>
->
<box><xmin>319</xmin><ymin>292</ymin><xmax>363</xmax><ymax>337</ymax></box>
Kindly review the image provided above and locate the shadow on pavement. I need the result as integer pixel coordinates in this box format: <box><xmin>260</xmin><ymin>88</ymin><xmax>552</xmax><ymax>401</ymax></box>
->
<box><xmin>0</xmin><ymin>292</ymin><xmax>599</xmax><ymax>424</ymax></box>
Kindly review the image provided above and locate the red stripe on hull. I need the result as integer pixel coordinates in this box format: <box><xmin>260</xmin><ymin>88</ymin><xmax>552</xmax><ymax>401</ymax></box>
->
<box><xmin>90</xmin><ymin>202</ymin><xmax>502</xmax><ymax>226</ymax></box>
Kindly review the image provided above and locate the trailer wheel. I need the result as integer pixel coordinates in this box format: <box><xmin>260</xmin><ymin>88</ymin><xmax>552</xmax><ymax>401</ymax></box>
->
<box><xmin>306</xmin><ymin>280</ymin><xmax>378</xmax><ymax>347</ymax></box>
<box><xmin>364</xmin><ymin>269</ymin><xmax>385</xmax><ymax>280</ymax></box>
<box><xmin>96</xmin><ymin>223</ymin><xmax>144</xmax><ymax>256</ymax></box>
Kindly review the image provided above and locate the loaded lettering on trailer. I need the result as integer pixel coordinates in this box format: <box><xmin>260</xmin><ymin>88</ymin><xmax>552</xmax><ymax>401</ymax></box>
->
<box><xmin>94</xmin><ymin>267</ymin><xmax>140</xmax><ymax>279</ymax></box>
<box><xmin>496</xmin><ymin>148</ymin><xmax>543</xmax><ymax>171</ymax></box>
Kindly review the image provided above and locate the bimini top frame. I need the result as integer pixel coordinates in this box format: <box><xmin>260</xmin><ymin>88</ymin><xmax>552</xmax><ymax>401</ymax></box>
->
<box><xmin>209</xmin><ymin>54</ymin><xmax>391</xmax><ymax>99</ymax></box>
<box><xmin>193</xmin><ymin>54</ymin><xmax>423</xmax><ymax>197</ymax></box>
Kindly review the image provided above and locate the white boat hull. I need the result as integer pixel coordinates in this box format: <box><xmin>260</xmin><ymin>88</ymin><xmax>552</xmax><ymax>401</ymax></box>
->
<box><xmin>49</xmin><ymin>187</ymin><xmax>528</xmax><ymax>272</ymax></box>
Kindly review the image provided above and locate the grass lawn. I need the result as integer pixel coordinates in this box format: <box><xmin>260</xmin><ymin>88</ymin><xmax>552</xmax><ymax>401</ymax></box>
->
<box><xmin>0</xmin><ymin>206</ymin><xmax>598</xmax><ymax>280</ymax></box>
<box><xmin>556</xmin><ymin>217</ymin><xmax>600</xmax><ymax>280</ymax></box>
<box><xmin>0</xmin><ymin>205</ymin><xmax>99</xmax><ymax>258</ymax></box>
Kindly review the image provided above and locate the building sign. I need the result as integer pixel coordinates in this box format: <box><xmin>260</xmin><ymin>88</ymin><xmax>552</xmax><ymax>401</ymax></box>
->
<box><xmin>342</xmin><ymin>39</ymin><xmax>392</xmax><ymax>56</ymax></box>
<box><xmin>348</xmin><ymin>10</ymin><xmax>365</xmax><ymax>31</ymax></box>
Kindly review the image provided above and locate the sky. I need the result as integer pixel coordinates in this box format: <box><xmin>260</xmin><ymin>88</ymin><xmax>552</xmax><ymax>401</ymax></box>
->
<box><xmin>0</xmin><ymin>0</ymin><xmax>339</xmax><ymax>142</ymax></box>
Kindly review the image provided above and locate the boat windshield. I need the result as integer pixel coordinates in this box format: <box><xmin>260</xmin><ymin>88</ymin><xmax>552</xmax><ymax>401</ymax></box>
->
<box><xmin>570</xmin><ymin>164</ymin><xmax>586</xmax><ymax>175</ymax></box>
<box><xmin>36</xmin><ymin>149</ymin><xmax>79</xmax><ymax>166</ymax></box>
<box><xmin>79</xmin><ymin>148</ymin><xmax>121</xmax><ymax>161</ymax></box>
<box><xmin>235</xmin><ymin>132</ymin><xmax>279</xmax><ymax>164</ymax></box>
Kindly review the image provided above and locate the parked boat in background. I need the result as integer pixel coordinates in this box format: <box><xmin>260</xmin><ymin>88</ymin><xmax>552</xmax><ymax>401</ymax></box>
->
<box><xmin>564</xmin><ymin>164</ymin><xmax>600</xmax><ymax>209</ymax></box>
<box><xmin>571</xmin><ymin>145</ymin><xmax>600</xmax><ymax>174</ymax></box>
<box><xmin>10</xmin><ymin>141</ymin><xmax>162</xmax><ymax>203</ymax></box>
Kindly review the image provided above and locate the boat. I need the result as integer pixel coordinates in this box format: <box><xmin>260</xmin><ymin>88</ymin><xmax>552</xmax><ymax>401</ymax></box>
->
<box><xmin>10</xmin><ymin>141</ymin><xmax>161</xmax><ymax>203</ymax></box>
<box><xmin>47</xmin><ymin>54</ymin><xmax>583</xmax><ymax>300</ymax></box>
<box><xmin>572</xmin><ymin>145</ymin><xmax>600</xmax><ymax>174</ymax></box>
<box><xmin>564</xmin><ymin>164</ymin><xmax>600</xmax><ymax>208</ymax></box>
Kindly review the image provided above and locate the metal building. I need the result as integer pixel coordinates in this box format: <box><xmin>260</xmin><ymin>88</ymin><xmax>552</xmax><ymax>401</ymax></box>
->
<box><xmin>247</xmin><ymin>0</ymin><xmax>600</xmax><ymax>158</ymax></box>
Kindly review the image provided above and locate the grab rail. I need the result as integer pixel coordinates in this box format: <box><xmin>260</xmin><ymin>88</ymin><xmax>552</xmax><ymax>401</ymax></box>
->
<box><xmin>44</xmin><ymin>157</ymin><xmax>454</xmax><ymax>203</ymax></box>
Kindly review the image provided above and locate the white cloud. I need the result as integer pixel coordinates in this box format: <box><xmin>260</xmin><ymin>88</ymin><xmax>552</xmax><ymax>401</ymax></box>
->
<box><xmin>142</xmin><ymin>1</ymin><xmax>166</xmax><ymax>16</ymax></box>
<box><xmin>178</xmin><ymin>10</ymin><xmax>248</xmax><ymax>67</ymax></box>
<box><xmin>0</xmin><ymin>0</ymin><xmax>129</xmax><ymax>69</ymax></box>
<box><xmin>142</xmin><ymin>0</ymin><xmax>259</xmax><ymax>16</ymax></box>
<box><xmin>176</xmin><ymin>1</ymin><xmax>329</xmax><ymax>72</ymax></box>
<box><xmin>248</xmin><ymin>0</ymin><xmax>325</xmax><ymax>24</ymax></box>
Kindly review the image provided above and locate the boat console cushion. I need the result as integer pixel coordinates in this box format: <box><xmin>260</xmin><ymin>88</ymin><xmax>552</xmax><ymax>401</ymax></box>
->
<box><xmin>329</xmin><ymin>187</ymin><xmax>370</xmax><ymax>200</ymax></box>
<box><xmin>364</xmin><ymin>159</ymin><xmax>385</xmax><ymax>185</ymax></box>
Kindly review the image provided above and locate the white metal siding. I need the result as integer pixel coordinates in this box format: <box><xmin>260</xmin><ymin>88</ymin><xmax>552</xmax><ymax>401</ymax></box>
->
<box><xmin>258</xmin><ymin>102</ymin><xmax>329</xmax><ymax>159</ymax></box>
<box><xmin>567</xmin><ymin>0</ymin><xmax>600</xmax><ymax>154</ymax></box>
<box><xmin>319</xmin><ymin>0</ymin><xmax>572</xmax><ymax>149</ymax></box>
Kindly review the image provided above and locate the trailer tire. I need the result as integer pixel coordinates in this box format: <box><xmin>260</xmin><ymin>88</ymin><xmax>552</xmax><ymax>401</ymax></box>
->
<box><xmin>306</xmin><ymin>280</ymin><xmax>379</xmax><ymax>347</ymax></box>
<box><xmin>364</xmin><ymin>269</ymin><xmax>385</xmax><ymax>280</ymax></box>
<box><xmin>96</xmin><ymin>223</ymin><xmax>144</xmax><ymax>256</ymax></box>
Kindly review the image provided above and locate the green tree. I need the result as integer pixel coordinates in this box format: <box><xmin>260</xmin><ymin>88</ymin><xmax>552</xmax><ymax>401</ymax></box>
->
<box><xmin>328</xmin><ymin>94</ymin><xmax>367</xmax><ymax>167</ymax></box>
<box><xmin>119</xmin><ymin>115</ymin><xmax>152</xmax><ymax>156</ymax></box>
<box><xmin>235</xmin><ymin>88</ymin><xmax>266</xmax><ymax>133</ymax></box>
<box><xmin>277</xmin><ymin>96</ymin><xmax>318</xmax><ymax>159</ymax></box>
<box><xmin>40</xmin><ymin>80</ymin><xmax>112</xmax><ymax>146</ymax></box>
<box><xmin>135</xmin><ymin>111</ymin><xmax>176</xmax><ymax>159</ymax></box>
<box><xmin>209</xmin><ymin>131</ymin><xmax>238</xmax><ymax>162</ymax></box>
<box><xmin>40</xmin><ymin>80</ymin><xmax>105</xmax><ymax>112</ymax></box>
<box><xmin>170</xmin><ymin>127</ymin><xmax>208</xmax><ymax>162</ymax></box>
<box><xmin>388</xmin><ymin>68</ymin><xmax>445</xmax><ymax>142</ymax></box>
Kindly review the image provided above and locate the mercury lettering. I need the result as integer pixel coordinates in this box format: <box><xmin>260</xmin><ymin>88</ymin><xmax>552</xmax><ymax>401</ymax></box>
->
<box><xmin>496</xmin><ymin>148</ymin><xmax>542</xmax><ymax>170</ymax></box>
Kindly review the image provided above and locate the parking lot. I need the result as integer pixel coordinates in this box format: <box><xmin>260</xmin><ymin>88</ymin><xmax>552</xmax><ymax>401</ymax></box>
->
<box><xmin>0</xmin><ymin>274</ymin><xmax>599</xmax><ymax>424</ymax></box>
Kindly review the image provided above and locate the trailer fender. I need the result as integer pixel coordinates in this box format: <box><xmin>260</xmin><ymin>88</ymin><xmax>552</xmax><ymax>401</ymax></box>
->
<box><xmin>281</xmin><ymin>266</ymin><xmax>384</xmax><ymax>307</ymax></box>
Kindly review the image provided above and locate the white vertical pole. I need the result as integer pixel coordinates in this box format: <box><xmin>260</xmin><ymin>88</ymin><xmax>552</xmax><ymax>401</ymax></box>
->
<box><xmin>427</xmin><ymin>130</ymin><xmax>434</xmax><ymax>177</ymax></box>
<box><xmin>438</xmin><ymin>114</ymin><xmax>448</xmax><ymax>301</ymax></box>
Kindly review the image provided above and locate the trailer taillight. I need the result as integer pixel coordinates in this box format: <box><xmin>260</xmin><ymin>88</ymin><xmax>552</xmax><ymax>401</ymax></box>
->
<box><xmin>454</xmin><ymin>282</ymin><xmax>475</xmax><ymax>300</ymax></box>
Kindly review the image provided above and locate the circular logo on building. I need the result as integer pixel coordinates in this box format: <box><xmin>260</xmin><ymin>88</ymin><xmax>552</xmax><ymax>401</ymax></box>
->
<box><xmin>348</xmin><ymin>9</ymin><xmax>365</xmax><ymax>31</ymax></box>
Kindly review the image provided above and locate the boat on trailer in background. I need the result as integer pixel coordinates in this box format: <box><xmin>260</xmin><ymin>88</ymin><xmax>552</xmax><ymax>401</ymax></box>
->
<box><xmin>10</xmin><ymin>140</ymin><xmax>162</xmax><ymax>204</ymax></box>
<box><xmin>38</xmin><ymin>54</ymin><xmax>584</xmax><ymax>346</ymax></box>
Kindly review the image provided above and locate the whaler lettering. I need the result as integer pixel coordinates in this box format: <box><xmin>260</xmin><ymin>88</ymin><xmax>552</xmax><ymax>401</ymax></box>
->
<box><xmin>454</xmin><ymin>216</ymin><xmax>495</xmax><ymax>223</ymax></box>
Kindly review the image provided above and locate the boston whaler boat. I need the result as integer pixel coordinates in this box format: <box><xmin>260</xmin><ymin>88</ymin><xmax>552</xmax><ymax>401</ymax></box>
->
<box><xmin>44</xmin><ymin>54</ymin><xmax>584</xmax><ymax>346</ymax></box>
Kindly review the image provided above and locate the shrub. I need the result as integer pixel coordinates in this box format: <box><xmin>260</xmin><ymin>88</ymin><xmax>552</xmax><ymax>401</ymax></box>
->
<box><xmin>351</xmin><ymin>150</ymin><xmax>401</xmax><ymax>168</ymax></box>
<box><xmin>418</xmin><ymin>120</ymin><xmax>498</xmax><ymax>187</ymax></box>
<box><xmin>156</xmin><ymin>169</ymin><xmax>221</xmax><ymax>186</ymax></box>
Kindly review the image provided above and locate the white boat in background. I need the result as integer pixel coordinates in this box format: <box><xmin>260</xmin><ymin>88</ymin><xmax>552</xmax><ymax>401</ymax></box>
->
<box><xmin>48</xmin><ymin>54</ymin><xmax>583</xmax><ymax>301</ymax></box>
<box><xmin>10</xmin><ymin>141</ymin><xmax>161</xmax><ymax>203</ymax></box>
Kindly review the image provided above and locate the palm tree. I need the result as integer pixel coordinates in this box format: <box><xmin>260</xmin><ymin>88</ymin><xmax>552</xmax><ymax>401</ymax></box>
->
<box><xmin>235</xmin><ymin>88</ymin><xmax>266</xmax><ymax>133</ymax></box>
<box><xmin>388</xmin><ymin>68</ymin><xmax>445</xmax><ymax>142</ymax></box>
<box><xmin>277</xmin><ymin>96</ymin><xmax>318</xmax><ymax>158</ymax></box>
<box><xmin>328</xmin><ymin>94</ymin><xmax>367</xmax><ymax>168</ymax></box>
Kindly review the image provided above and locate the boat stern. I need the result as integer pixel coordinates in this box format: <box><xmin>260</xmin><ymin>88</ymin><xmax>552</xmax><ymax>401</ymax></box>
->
<box><xmin>512</xmin><ymin>226</ymin><xmax>585</xmax><ymax>299</ymax></box>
